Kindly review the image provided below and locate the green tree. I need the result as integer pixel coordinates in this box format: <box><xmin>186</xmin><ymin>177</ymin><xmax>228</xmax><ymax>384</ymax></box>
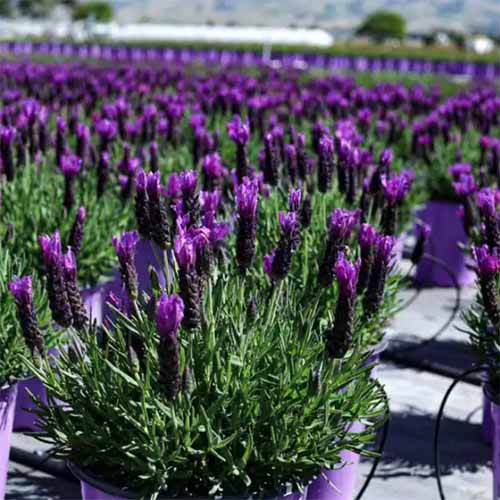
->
<box><xmin>18</xmin><ymin>0</ymin><xmax>59</xmax><ymax>17</ymax></box>
<box><xmin>72</xmin><ymin>1</ymin><xmax>113</xmax><ymax>22</ymax></box>
<box><xmin>0</xmin><ymin>0</ymin><xmax>13</xmax><ymax>17</ymax></box>
<box><xmin>356</xmin><ymin>10</ymin><xmax>406</xmax><ymax>43</ymax></box>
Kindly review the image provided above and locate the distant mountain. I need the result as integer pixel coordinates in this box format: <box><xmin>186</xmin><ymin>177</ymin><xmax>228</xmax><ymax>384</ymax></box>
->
<box><xmin>107</xmin><ymin>0</ymin><xmax>500</xmax><ymax>34</ymax></box>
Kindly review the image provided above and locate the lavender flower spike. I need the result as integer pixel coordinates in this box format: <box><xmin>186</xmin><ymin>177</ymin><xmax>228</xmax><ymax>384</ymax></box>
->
<box><xmin>473</xmin><ymin>245</ymin><xmax>500</xmax><ymax>328</ymax></box>
<box><xmin>39</xmin><ymin>231</ymin><xmax>73</xmax><ymax>328</ymax></box>
<box><xmin>227</xmin><ymin>115</ymin><xmax>250</xmax><ymax>182</ymax></box>
<box><xmin>0</xmin><ymin>126</ymin><xmax>16</xmax><ymax>181</ymax></box>
<box><xmin>326</xmin><ymin>254</ymin><xmax>360</xmax><ymax>358</ymax></box>
<box><xmin>63</xmin><ymin>250</ymin><xmax>88</xmax><ymax>330</ymax></box>
<box><xmin>381</xmin><ymin>172</ymin><xmax>411</xmax><ymax>235</ymax></box>
<box><xmin>157</xmin><ymin>293</ymin><xmax>184</xmax><ymax>400</ymax></box>
<box><xmin>148</xmin><ymin>170</ymin><xmax>171</xmax><ymax>249</ymax></box>
<box><xmin>180</xmin><ymin>170</ymin><xmax>200</xmax><ymax>227</ymax></box>
<box><xmin>318</xmin><ymin>208</ymin><xmax>361</xmax><ymax>288</ymax></box>
<box><xmin>357</xmin><ymin>223</ymin><xmax>377</xmax><ymax>293</ymax></box>
<box><xmin>60</xmin><ymin>154</ymin><xmax>82</xmax><ymax>212</ymax></box>
<box><xmin>476</xmin><ymin>188</ymin><xmax>500</xmax><ymax>250</ymax></box>
<box><xmin>112</xmin><ymin>231</ymin><xmax>139</xmax><ymax>301</ymax></box>
<box><xmin>264</xmin><ymin>211</ymin><xmax>300</xmax><ymax>282</ymax></box>
<box><xmin>174</xmin><ymin>232</ymin><xmax>201</xmax><ymax>330</ymax></box>
<box><xmin>410</xmin><ymin>222</ymin><xmax>431</xmax><ymax>265</ymax></box>
<box><xmin>236</xmin><ymin>177</ymin><xmax>259</xmax><ymax>272</ymax></box>
<box><xmin>288</xmin><ymin>188</ymin><xmax>302</xmax><ymax>212</ymax></box>
<box><xmin>363</xmin><ymin>235</ymin><xmax>396</xmax><ymax>318</ymax></box>
<box><xmin>68</xmin><ymin>207</ymin><xmax>86</xmax><ymax>256</ymax></box>
<box><xmin>9</xmin><ymin>275</ymin><xmax>45</xmax><ymax>358</ymax></box>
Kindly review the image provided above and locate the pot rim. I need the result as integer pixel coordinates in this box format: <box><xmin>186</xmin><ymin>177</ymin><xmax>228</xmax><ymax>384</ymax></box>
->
<box><xmin>67</xmin><ymin>461</ymin><xmax>304</xmax><ymax>500</ymax></box>
<box><xmin>67</xmin><ymin>461</ymin><xmax>140</xmax><ymax>499</ymax></box>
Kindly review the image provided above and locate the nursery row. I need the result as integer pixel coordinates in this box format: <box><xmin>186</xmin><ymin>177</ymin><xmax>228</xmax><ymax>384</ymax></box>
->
<box><xmin>2</xmin><ymin>40</ymin><xmax>500</xmax><ymax>79</ymax></box>
<box><xmin>0</xmin><ymin>55</ymin><xmax>497</xmax><ymax>499</ymax></box>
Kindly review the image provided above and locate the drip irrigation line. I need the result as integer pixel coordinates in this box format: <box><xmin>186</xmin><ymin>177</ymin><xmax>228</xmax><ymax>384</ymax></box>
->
<box><xmin>381</xmin><ymin>350</ymin><xmax>482</xmax><ymax>386</ymax></box>
<box><xmin>388</xmin><ymin>253</ymin><xmax>462</xmax><ymax>355</ymax></box>
<box><xmin>355</xmin><ymin>381</ymin><xmax>390</xmax><ymax>500</ymax></box>
<box><xmin>433</xmin><ymin>366</ymin><xmax>484</xmax><ymax>500</ymax></box>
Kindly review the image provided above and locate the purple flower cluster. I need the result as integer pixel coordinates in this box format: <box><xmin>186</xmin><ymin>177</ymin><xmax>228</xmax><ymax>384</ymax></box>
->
<box><xmin>39</xmin><ymin>230</ymin><xmax>88</xmax><ymax>329</ymax></box>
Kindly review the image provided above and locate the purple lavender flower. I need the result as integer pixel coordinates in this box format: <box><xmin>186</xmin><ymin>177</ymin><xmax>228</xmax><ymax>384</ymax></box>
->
<box><xmin>363</xmin><ymin>235</ymin><xmax>396</xmax><ymax>317</ymax></box>
<box><xmin>227</xmin><ymin>115</ymin><xmax>250</xmax><ymax>183</ymax></box>
<box><xmin>284</xmin><ymin>144</ymin><xmax>298</xmax><ymax>185</ymax></box>
<box><xmin>326</xmin><ymin>254</ymin><xmax>360</xmax><ymax>358</ymax></box>
<box><xmin>357</xmin><ymin>223</ymin><xmax>377</xmax><ymax>293</ymax></box>
<box><xmin>448</xmin><ymin>163</ymin><xmax>472</xmax><ymax>180</ymax></box>
<box><xmin>135</xmin><ymin>170</ymin><xmax>151</xmax><ymax>240</ymax></box>
<box><xmin>167</xmin><ymin>173</ymin><xmax>181</xmax><ymax>199</ymax></box>
<box><xmin>411</xmin><ymin>222</ymin><xmax>431</xmax><ymax>265</ymax></box>
<box><xmin>145</xmin><ymin>170</ymin><xmax>170</xmax><ymax>249</ymax></box>
<box><xmin>180</xmin><ymin>170</ymin><xmax>200</xmax><ymax>226</ymax></box>
<box><xmin>317</xmin><ymin>134</ymin><xmax>334</xmax><ymax>193</ymax></box>
<box><xmin>379</xmin><ymin>149</ymin><xmax>393</xmax><ymax>171</ymax></box>
<box><xmin>319</xmin><ymin>208</ymin><xmax>361</xmax><ymax>288</ymax></box>
<box><xmin>62</xmin><ymin>250</ymin><xmax>88</xmax><ymax>330</ymax></box>
<box><xmin>299</xmin><ymin>193</ymin><xmax>312</xmax><ymax>228</ymax></box>
<box><xmin>149</xmin><ymin>141</ymin><xmax>159</xmax><ymax>172</ymax></box>
<box><xmin>0</xmin><ymin>126</ymin><xmax>16</xmax><ymax>181</ymax></box>
<box><xmin>156</xmin><ymin>293</ymin><xmax>184</xmax><ymax>399</ymax></box>
<box><xmin>96</xmin><ymin>119</ymin><xmax>117</xmax><ymax>151</ymax></box>
<box><xmin>288</xmin><ymin>188</ymin><xmax>302</xmax><ymax>212</ymax></box>
<box><xmin>473</xmin><ymin>244</ymin><xmax>500</xmax><ymax>279</ymax></box>
<box><xmin>75</xmin><ymin>123</ymin><xmax>90</xmax><ymax>162</ymax></box>
<box><xmin>263</xmin><ymin>211</ymin><xmax>300</xmax><ymax>282</ymax></box>
<box><xmin>68</xmin><ymin>206</ymin><xmax>86</xmax><ymax>256</ymax></box>
<box><xmin>112</xmin><ymin>231</ymin><xmax>139</xmax><ymax>301</ymax></box>
<box><xmin>472</xmin><ymin>244</ymin><xmax>500</xmax><ymax>328</ymax></box>
<box><xmin>9</xmin><ymin>275</ymin><xmax>44</xmax><ymax>358</ymax></box>
<box><xmin>227</xmin><ymin>115</ymin><xmax>250</xmax><ymax>146</ymax></box>
<box><xmin>174</xmin><ymin>232</ymin><xmax>201</xmax><ymax>330</ymax></box>
<box><xmin>202</xmin><ymin>153</ymin><xmax>226</xmax><ymax>190</ymax></box>
<box><xmin>453</xmin><ymin>174</ymin><xmax>477</xmax><ymax>197</ymax></box>
<box><xmin>39</xmin><ymin>231</ymin><xmax>73</xmax><ymax>328</ymax></box>
<box><xmin>296</xmin><ymin>132</ymin><xmax>308</xmax><ymax>181</ymax></box>
<box><xmin>476</xmin><ymin>188</ymin><xmax>500</xmax><ymax>250</ymax></box>
<box><xmin>381</xmin><ymin>172</ymin><xmax>411</xmax><ymax>235</ymax></box>
<box><xmin>236</xmin><ymin>177</ymin><xmax>259</xmax><ymax>272</ymax></box>
<box><xmin>200</xmin><ymin>190</ymin><xmax>222</xmax><ymax>215</ymax></box>
<box><xmin>263</xmin><ymin>133</ymin><xmax>279</xmax><ymax>186</ymax></box>
<box><xmin>60</xmin><ymin>154</ymin><xmax>82</xmax><ymax>211</ymax></box>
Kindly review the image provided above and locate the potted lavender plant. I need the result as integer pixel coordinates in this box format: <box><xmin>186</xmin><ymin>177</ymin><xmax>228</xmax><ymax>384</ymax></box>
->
<box><xmin>26</xmin><ymin>226</ymin><xmax>387</xmax><ymax>499</ymax></box>
<box><xmin>0</xmin><ymin>244</ymin><xmax>54</xmax><ymax>499</ymax></box>
<box><xmin>462</xmin><ymin>244</ymin><xmax>500</xmax><ymax>496</ymax></box>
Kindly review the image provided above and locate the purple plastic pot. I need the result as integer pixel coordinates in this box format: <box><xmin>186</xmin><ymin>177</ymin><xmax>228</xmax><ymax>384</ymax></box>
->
<box><xmin>0</xmin><ymin>384</ymin><xmax>17</xmax><ymax>500</ymax></box>
<box><xmin>367</xmin><ymin>340</ymin><xmax>388</xmax><ymax>380</ymax></box>
<box><xmin>306</xmin><ymin>420</ymin><xmax>365</xmax><ymax>500</ymax></box>
<box><xmin>81</xmin><ymin>286</ymin><xmax>106</xmax><ymax>325</ymax></box>
<box><xmin>414</xmin><ymin>200</ymin><xmax>475</xmax><ymax>287</ymax></box>
<box><xmin>69</xmin><ymin>462</ymin><xmax>306</xmax><ymax>500</ymax></box>
<box><xmin>483</xmin><ymin>385</ymin><xmax>494</xmax><ymax>445</ymax></box>
<box><xmin>492</xmin><ymin>396</ymin><xmax>500</xmax><ymax>499</ymax></box>
<box><xmin>135</xmin><ymin>240</ymin><xmax>171</xmax><ymax>291</ymax></box>
<box><xmin>13</xmin><ymin>376</ymin><xmax>47</xmax><ymax>432</ymax></box>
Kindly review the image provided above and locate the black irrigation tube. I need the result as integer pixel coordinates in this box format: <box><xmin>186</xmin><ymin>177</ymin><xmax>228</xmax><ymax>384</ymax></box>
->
<box><xmin>355</xmin><ymin>381</ymin><xmax>390</xmax><ymax>500</ymax></box>
<box><xmin>433</xmin><ymin>366</ymin><xmax>485</xmax><ymax>500</ymax></box>
<box><xmin>382</xmin><ymin>351</ymin><xmax>482</xmax><ymax>386</ymax></box>
<box><xmin>388</xmin><ymin>253</ymin><xmax>462</xmax><ymax>355</ymax></box>
<box><xmin>10</xmin><ymin>446</ymin><xmax>76</xmax><ymax>482</ymax></box>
